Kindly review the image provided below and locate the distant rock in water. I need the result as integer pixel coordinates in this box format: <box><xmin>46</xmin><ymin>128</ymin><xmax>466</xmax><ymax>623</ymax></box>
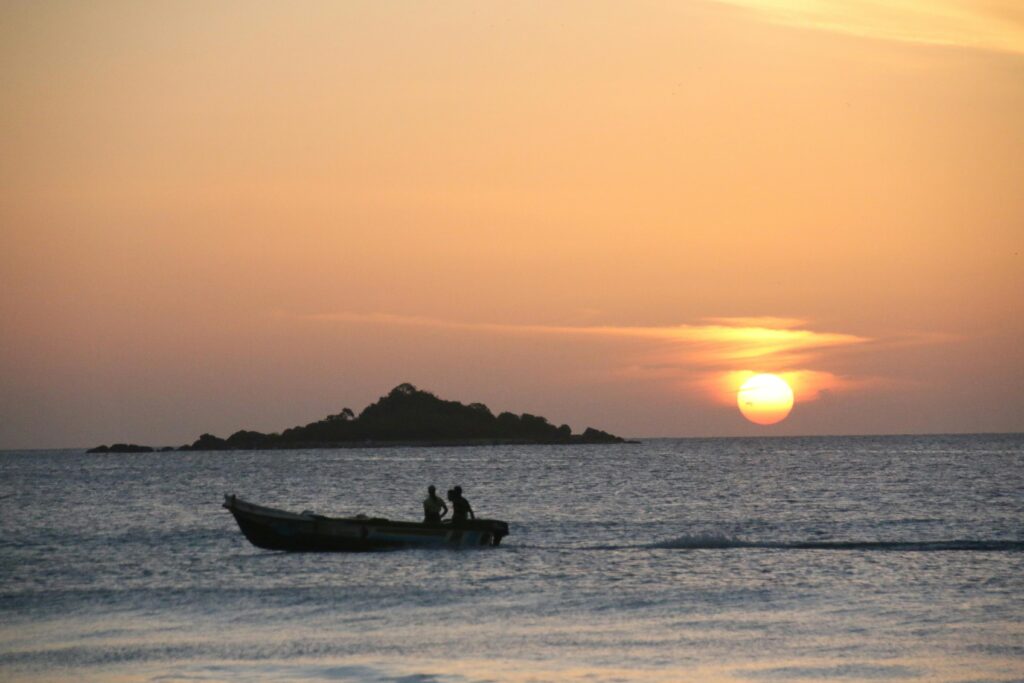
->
<box><xmin>176</xmin><ymin>383</ymin><xmax>632</xmax><ymax>451</ymax></box>
<box><xmin>87</xmin><ymin>443</ymin><xmax>155</xmax><ymax>454</ymax></box>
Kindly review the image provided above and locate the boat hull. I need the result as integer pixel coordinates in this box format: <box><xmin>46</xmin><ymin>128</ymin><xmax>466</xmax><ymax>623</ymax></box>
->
<box><xmin>224</xmin><ymin>495</ymin><xmax>509</xmax><ymax>552</ymax></box>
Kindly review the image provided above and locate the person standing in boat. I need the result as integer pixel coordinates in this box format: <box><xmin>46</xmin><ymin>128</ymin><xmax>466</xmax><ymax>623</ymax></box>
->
<box><xmin>448</xmin><ymin>485</ymin><xmax>475</xmax><ymax>525</ymax></box>
<box><xmin>423</xmin><ymin>485</ymin><xmax>448</xmax><ymax>524</ymax></box>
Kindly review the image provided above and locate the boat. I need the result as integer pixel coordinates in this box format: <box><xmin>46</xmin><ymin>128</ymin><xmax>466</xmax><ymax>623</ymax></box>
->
<box><xmin>223</xmin><ymin>494</ymin><xmax>509</xmax><ymax>551</ymax></box>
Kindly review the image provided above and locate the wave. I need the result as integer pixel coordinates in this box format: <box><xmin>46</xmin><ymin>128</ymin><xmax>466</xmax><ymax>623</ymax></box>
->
<box><xmin>501</xmin><ymin>535</ymin><xmax>1024</xmax><ymax>553</ymax></box>
<box><xmin>648</xmin><ymin>535</ymin><xmax>1024</xmax><ymax>552</ymax></box>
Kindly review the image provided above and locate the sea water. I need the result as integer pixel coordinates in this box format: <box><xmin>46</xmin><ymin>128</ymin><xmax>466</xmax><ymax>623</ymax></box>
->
<box><xmin>1</xmin><ymin>434</ymin><xmax>1022</xmax><ymax>682</ymax></box>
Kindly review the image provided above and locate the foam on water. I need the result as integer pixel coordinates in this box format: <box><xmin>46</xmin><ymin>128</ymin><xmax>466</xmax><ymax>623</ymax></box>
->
<box><xmin>648</xmin><ymin>535</ymin><xmax>1024</xmax><ymax>552</ymax></box>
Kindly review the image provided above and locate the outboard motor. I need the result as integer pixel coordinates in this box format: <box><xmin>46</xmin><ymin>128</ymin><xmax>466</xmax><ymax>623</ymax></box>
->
<box><xmin>490</xmin><ymin>520</ymin><xmax>510</xmax><ymax>546</ymax></box>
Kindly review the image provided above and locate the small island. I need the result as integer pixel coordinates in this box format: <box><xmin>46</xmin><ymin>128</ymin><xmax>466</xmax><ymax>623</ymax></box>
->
<box><xmin>88</xmin><ymin>383</ymin><xmax>631</xmax><ymax>452</ymax></box>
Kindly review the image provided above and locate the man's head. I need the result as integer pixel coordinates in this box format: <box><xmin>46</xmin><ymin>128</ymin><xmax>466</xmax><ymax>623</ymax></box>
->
<box><xmin>428</xmin><ymin>485</ymin><xmax>436</xmax><ymax>495</ymax></box>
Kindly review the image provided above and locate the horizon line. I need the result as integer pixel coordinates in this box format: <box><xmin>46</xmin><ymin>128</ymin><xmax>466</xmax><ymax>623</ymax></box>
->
<box><xmin>4</xmin><ymin>430</ymin><xmax>1021</xmax><ymax>452</ymax></box>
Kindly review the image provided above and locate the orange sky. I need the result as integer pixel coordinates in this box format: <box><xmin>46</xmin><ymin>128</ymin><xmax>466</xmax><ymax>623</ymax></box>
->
<box><xmin>1</xmin><ymin>1</ymin><xmax>1022</xmax><ymax>448</ymax></box>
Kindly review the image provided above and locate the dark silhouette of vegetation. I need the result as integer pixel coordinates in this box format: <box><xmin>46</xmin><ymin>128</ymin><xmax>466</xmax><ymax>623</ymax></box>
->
<box><xmin>87</xmin><ymin>443</ymin><xmax>155</xmax><ymax>453</ymax></box>
<box><xmin>169</xmin><ymin>383</ymin><xmax>629</xmax><ymax>451</ymax></box>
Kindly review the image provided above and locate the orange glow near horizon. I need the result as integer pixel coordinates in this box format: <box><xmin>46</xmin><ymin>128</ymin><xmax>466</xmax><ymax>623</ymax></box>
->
<box><xmin>303</xmin><ymin>312</ymin><xmax>875</xmax><ymax>411</ymax></box>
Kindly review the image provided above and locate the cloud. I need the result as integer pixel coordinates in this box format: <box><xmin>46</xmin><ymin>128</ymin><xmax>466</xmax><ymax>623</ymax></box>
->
<box><xmin>711</xmin><ymin>0</ymin><xmax>1024</xmax><ymax>55</ymax></box>
<box><xmin>300</xmin><ymin>311</ymin><xmax>885</xmax><ymax>404</ymax></box>
<box><xmin>303</xmin><ymin>311</ymin><xmax>867</xmax><ymax>356</ymax></box>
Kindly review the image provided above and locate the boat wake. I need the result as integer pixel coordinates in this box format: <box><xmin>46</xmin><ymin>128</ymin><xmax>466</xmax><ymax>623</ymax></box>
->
<box><xmin>647</xmin><ymin>535</ymin><xmax>1024</xmax><ymax>552</ymax></box>
<box><xmin>510</xmin><ymin>536</ymin><xmax>1024</xmax><ymax>552</ymax></box>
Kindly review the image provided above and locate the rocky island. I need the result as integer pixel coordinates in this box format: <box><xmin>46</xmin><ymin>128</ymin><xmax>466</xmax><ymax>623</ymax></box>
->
<box><xmin>88</xmin><ymin>383</ymin><xmax>631</xmax><ymax>452</ymax></box>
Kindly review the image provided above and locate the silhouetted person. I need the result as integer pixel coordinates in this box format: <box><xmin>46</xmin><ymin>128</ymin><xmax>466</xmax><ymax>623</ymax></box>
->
<box><xmin>448</xmin><ymin>485</ymin><xmax>474</xmax><ymax>525</ymax></box>
<box><xmin>423</xmin><ymin>485</ymin><xmax>448</xmax><ymax>524</ymax></box>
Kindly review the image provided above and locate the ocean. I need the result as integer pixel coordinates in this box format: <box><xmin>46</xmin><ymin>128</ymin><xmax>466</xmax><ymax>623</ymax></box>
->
<box><xmin>1</xmin><ymin>434</ymin><xmax>1022</xmax><ymax>682</ymax></box>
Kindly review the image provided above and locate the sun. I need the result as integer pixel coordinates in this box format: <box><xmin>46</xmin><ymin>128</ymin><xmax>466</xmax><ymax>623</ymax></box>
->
<box><xmin>737</xmin><ymin>374</ymin><xmax>794</xmax><ymax>425</ymax></box>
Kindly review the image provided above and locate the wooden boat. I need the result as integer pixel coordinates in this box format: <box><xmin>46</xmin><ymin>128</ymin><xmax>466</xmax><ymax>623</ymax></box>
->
<box><xmin>223</xmin><ymin>494</ymin><xmax>509</xmax><ymax>551</ymax></box>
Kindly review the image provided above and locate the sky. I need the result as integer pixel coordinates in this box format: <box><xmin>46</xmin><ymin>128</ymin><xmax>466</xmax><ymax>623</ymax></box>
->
<box><xmin>1</xmin><ymin>1</ymin><xmax>1022</xmax><ymax>448</ymax></box>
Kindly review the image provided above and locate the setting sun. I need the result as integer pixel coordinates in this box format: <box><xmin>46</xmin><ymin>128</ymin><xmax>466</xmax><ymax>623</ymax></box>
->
<box><xmin>738</xmin><ymin>374</ymin><xmax>794</xmax><ymax>425</ymax></box>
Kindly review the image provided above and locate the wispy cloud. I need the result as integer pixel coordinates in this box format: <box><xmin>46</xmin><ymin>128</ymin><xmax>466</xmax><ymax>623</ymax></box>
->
<box><xmin>712</xmin><ymin>0</ymin><xmax>1024</xmax><ymax>55</ymax></box>
<box><xmin>301</xmin><ymin>311</ymin><xmax>883</xmax><ymax>404</ymax></box>
<box><xmin>304</xmin><ymin>311</ymin><xmax>867</xmax><ymax>358</ymax></box>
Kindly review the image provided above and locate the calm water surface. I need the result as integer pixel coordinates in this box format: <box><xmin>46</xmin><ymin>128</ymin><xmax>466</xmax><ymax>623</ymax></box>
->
<box><xmin>1</xmin><ymin>434</ymin><xmax>1022</xmax><ymax>682</ymax></box>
